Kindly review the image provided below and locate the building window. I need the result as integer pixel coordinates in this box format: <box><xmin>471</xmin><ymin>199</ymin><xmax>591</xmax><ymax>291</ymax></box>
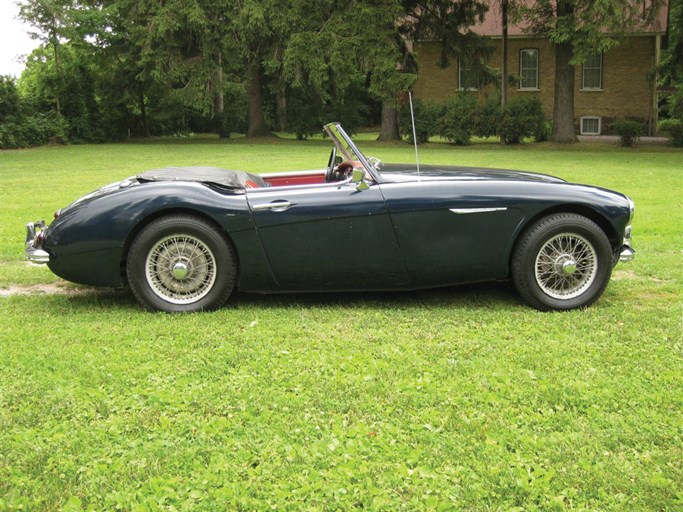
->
<box><xmin>582</xmin><ymin>54</ymin><xmax>603</xmax><ymax>90</ymax></box>
<box><xmin>458</xmin><ymin>60</ymin><xmax>477</xmax><ymax>91</ymax></box>
<box><xmin>519</xmin><ymin>49</ymin><xmax>539</xmax><ymax>90</ymax></box>
<box><xmin>580</xmin><ymin>116</ymin><xmax>602</xmax><ymax>135</ymax></box>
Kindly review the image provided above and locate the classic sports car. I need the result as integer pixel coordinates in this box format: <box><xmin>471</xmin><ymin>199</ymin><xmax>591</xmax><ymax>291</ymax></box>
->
<box><xmin>26</xmin><ymin>123</ymin><xmax>635</xmax><ymax>313</ymax></box>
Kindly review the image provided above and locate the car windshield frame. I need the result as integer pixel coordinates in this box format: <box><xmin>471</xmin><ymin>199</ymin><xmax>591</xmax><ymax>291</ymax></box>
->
<box><xmin>323</xmin><ymin>123</ymin><xmax>382</xmax><ymax>183</ymax></box>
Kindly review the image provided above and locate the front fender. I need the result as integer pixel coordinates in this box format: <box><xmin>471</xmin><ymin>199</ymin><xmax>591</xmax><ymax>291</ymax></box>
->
<box><xmin>44</xmin><ymin>182</ymin><xmax>254</xmax><ymax>287</ymax></box>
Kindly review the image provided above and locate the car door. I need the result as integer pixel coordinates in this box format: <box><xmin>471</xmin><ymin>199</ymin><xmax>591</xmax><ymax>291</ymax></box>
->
<box><xmin>246</xmin><ymin>181</ymin><xmax>408</xmax><ymax>291</ymax></box>
<box><xmin>380</xmin><ymin>180</ymin><xmax>525</xmax><ymax>287</ymax></box>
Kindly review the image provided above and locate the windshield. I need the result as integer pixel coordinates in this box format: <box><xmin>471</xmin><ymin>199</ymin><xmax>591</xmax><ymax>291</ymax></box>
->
<box><xmin>323</xmin><ymin>123</ymin><xmax>381</xmax><ymax>180</ymax></box>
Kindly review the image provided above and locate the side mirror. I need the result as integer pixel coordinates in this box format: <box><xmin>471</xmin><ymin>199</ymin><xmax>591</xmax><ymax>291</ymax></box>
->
<box><xmin>352</xmin><ymin>168</ymin><xmax>369</xmax><ymax>191</ymax></box>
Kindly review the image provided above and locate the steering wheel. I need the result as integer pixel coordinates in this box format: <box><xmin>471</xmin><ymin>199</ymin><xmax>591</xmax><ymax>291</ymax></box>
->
<box><xmin>325</xmin><ymin>147</ymin><xmax>337</xmax><ymax>183</ymax></box>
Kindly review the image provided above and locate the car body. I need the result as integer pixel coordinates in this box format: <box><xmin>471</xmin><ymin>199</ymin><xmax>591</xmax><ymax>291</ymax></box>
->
<box><xmin>26</xmin><ymin>123</ymin><xmax>635</xmax><ymax>312</ymax></box>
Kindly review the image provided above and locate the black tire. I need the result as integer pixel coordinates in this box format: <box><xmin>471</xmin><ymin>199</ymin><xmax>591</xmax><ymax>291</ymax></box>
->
<box><xmin>511</xmin><ymin>213</ymin><xmax>613</xmax><ymax>311</ymax></box>
<box><xmin>127</xmin><ymin>215</ymin><xmax>236</xmax><ymax>312</ymax></box>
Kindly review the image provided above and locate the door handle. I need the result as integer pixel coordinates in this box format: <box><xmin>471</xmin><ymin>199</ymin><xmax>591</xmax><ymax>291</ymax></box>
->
<box><xmin>252</xmin><ymin>200</ymin><xmax>292</xmax><ymax>211</ymax></box>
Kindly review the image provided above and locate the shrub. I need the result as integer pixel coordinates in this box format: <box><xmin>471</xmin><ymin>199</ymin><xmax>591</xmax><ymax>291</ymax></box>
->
<box><xmin>612</xmin><ymin>119</ymin><xmax>643</xmax><ymax>147</ymax></box>
<box><xmin>499</xmin><ymin>96</ymin><xmax>546</xmax><ymax>143</ymax></box>
<box><xmin>535</xmin><ymin>120</ymin><xmax>553</xmax><ymax>142</ymax></box>
<box><xmin>0</xmin><ymin>111</ymin><xmax>69</xmax><ymax>149</ymax></box>
<box><xmin>658</xmin><ymin>119</ymin><xmax>683</xmax><ymax>147</ymax></box>
<box><xmin>473</xmin><ymin>98</ymin><xmax>501</xmax><ymax>139</ymax></box>
<box><xmin>437</xmin><ymin>94</ymin><xmax>478</xmax><ymax>145</ymax></box>
<box><xmin>399</xmin><ymin>98</ymin><xmax>441</xmax><ymax>143</ymax></box>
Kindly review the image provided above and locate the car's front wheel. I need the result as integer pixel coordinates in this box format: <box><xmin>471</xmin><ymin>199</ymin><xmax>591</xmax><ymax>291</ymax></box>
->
<box><xmin>511</xmin><ymin>213</ymin><xmax>613</xmax><ymax>311</ymax></box>
<box><xmin>127</xmin><ymin>215</ymin><xmax>236</xmax><ymax>312</ymax></box>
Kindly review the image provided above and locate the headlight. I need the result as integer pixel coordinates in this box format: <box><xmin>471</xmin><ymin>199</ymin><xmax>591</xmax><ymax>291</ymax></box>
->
<box><xmin>627</xmin><ymin>196</ymin><xmax>635</xmax><ymax>224</ymax></box>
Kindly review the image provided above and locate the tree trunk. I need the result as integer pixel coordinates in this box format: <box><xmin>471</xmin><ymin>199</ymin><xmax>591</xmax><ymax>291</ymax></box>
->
<box><xmin>500</xmin><ymin>0</ymin><xmax>508</xmax><ymax>144</ymax></box>
<box><xmin>213</xmin><ymin>50</ymin><xmax>228</xmax><ymax>138</ymax></box>
<box><xmin>275</xmin><ymin>84</ymin><xmax>287</xmax><ymax>132</ymax></box>
<box><xmin>377</xmin><ymin>101</ymin><xmax>400</xmax><ymax>140</ymax></box>
<box><xmin>52</xmin><ymin>36</ymin><xmax>62</xmax><ymax>116</ymax></box>
<box><xmin>552</xmin><ymin>41</ymin><xmax>578</xmax><ymax>143</ymax></box>
<box><xmin>139</xmin><ymin>88</ymin><xmax>150</xmax><ymax>138</ymax></box>
<box><xmin>246</xmin><ymin>61</ymin><xmax>271</xmax><ymax>137</ymax></box>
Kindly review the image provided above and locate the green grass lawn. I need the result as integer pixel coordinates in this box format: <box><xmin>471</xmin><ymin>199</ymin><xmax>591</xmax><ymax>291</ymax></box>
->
<box><xmin>0</xmin><ymin>138</ymin><xmax>681</xmax><ymax>510</ymax></box>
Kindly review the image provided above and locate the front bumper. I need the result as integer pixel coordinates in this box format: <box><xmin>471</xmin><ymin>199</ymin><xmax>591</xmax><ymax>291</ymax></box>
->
<box><xmin>620</xmin><ymin>244</ymin><xmax>635</xmax><ymax>262</ymax></box>
<box><xmin>619</xmin><ymin>224</ymin><xmax>635</xmax><ymax>262</ymax></box>
<box><xmin>25</xmin><ymin>221</ymin><xmax>50</xmax><ymax>264</ymax></box>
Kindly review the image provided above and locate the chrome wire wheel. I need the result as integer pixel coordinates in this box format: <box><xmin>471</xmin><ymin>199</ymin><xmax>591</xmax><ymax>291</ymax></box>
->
<box><xmin>144</xmin><ymin>234</ymin><xmax>217</xmax><ymax>304</ymax></box>
<box><xmin>534</xmin><ymin>232</ymin><xmax>598</xmax><ymax>300</ymax></box>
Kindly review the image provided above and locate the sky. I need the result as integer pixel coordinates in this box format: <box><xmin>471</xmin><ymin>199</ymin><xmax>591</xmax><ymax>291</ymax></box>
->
<box><xmin>0</xmin><ymin>0</ymin><xmax>41</xmax><ymax>78</ymax></box>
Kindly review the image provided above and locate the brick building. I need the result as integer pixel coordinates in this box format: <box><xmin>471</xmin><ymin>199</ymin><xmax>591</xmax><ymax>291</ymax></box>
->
<box><xmin>412</xmin><ymin>1</ymin><xmax>669</xmax><ymax>135</ymax></box>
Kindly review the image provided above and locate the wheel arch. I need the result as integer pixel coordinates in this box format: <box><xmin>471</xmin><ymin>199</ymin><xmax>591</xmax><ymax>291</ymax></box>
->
<box><xmin>509</xmin><ymin>204</ymin><xmax>620</xmax><ymax>272</ymax></box>
<box><xmin>119</xmin><ymin>207</ymin><xmax>240</xmax><ymax>284</ymax></box>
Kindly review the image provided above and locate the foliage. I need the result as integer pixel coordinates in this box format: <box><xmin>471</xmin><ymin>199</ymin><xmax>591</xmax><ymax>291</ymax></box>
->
<box><xmin>535</xmin><ymin>120</ymin><xmax>553</xmax><ymax>142</ymax></box>
<box><xmin>611</xmin><ymin>119</ymin><xmax>642</xmax><ymax>147</ymax></box>
<box><xmin>499</xmin><ymin>96</ymin><xmax>546</xmax><ymax>144</ymax></box>
<box><xmin>436</xmin><ymin>94</ymin><xmax>479</xmax><ymax>144</ymax></box>
<box><xmin>658</xmin><ymin>118</ymin><xmax>683</xmax><ymax>147</ymax></box>
<box><xmin>284</xmin><ymin>80</ymin><xmax>371</xmax><ymax>140</ymax></box>
<box><xmin>399</xmin><ymin>97</ymin><xmax>442</xmax><ymax>143</ymax></box>
<box><xmin>472</xmin><ymin>97</ymin><xmax>501</xmax><ymax>139</ymax></box>
<box><xmin>0</xmin><ymin>140</ymin><xmax>681</xmax><ymax>510</ymax></box>
<box><xmin>402</xmin><ymin>0</ymin><xmax>491</xmax><ymax>71</ymax></box>
<box><xmin>0</xmin><ymin>76</ymin><xmax>22</xmax><ymax>120</ymax></box>
<box><xmin>658</xmin><ymin>0</ymin><xmax>683</xmax><ymax>120</ymax></box>
<box><xmin>0</xmin><ymin>75</ymin><xmax>69</xmax><ymax>149</ymax></box>
<box><xmin>283</xmin><ymin>0</ymin><xmax>411</xmax><ymax>126</ymax></box>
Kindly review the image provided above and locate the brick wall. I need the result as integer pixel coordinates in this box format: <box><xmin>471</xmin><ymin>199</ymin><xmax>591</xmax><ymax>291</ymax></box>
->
<box><xmin>413</xmin><ymin>36</ymin><xmax>657</xmax><ymax>134</ymax></box>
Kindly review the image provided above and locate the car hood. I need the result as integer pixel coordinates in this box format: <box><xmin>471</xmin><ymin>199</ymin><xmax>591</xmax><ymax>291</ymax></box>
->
<box><xmin>377</xmin><ymin>163</ymin><xmax>566</xmax><ymax>183</ymax></box>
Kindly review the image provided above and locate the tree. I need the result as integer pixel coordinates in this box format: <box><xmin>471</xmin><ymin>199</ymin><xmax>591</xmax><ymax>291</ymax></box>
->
<box><xmin>660</xmin><ymin>0</ymin><xmax>683</xmax><ymax>119</ymax></box>
<box><xmin>18</xmin><ymin>0</ymin><xmax>77</xmax><ymax>115</ymax></box>
<box><xmin>381</xmin><ymin>0</ymin><xmax>491</xmax><ymax>141</ymax></box>
<box><xmin>515</xmin><ymin>0</ymin><xmax>664</xmax><ymax>143</ymax></box>
<box><xmin>282</xmin><ymin>0</ymin><xmax>411</xmax><ymax>138</ymax></box>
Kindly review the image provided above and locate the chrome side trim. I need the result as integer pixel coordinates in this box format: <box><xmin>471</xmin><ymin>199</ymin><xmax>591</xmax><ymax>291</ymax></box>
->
<box><xmin>449</xmin><ymin>207</ymin><xmax>508</xmax><ymax>214</ymax></box>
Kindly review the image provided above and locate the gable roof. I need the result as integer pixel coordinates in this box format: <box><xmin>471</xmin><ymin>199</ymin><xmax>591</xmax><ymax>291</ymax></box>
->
<box><xmin>471</xmin><ymin>0</ymin><xmax>668</xmax><ymax>37</ymax></box>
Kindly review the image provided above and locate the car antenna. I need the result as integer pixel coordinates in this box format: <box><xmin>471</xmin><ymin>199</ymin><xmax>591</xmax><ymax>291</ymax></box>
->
<box><xmin>408</xmin><ymin>91</ymin><xmax>421</xmax><ymax>181</ymax></box>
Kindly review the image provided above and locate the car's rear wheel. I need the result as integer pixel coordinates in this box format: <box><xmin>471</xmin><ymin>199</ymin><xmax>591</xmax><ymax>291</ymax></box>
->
<box><xmin>127</xmin><ymin>215</ymin><xmax>236</xmax><ymax>312</ymax></box>
<box><xmin>511</xmin><ymin>213</ymin><xmax>613</xmax><ymax>311</ymax></box>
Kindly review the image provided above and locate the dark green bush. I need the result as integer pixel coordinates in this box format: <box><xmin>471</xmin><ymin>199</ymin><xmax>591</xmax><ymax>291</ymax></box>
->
<box><xmin>535</xmin><ymin>120</ymin><xmax>553</xmax><ymax>142</ymax></box>
<box><xmin>0</xmin><ymin>111</ymin><xmax>69</xmax><ymax>149</ymax></box>
<box><xmin>399</xmin><ymin>98</ymin><xmax>442</xmax><ymax>143</ymax></box>
<box><xmin>658</xmin><ymin>119</ymin><xmax>683</xmax><ymax>147</ymax></box>
<box><xmin>499</xmin><ymin>96</ymin><xmax>546</xmax><ymax>143</ymax></box>
<box><xmin>473</xmin><ymin>98</ymin><xmax>501</xmax><ymax>139</ymax></box>
<box><xmin>437</xmin><ymin>94</ymin><xmax>478</xmax><ymax>145</ymax></box>
<box><xmin>612</xmin><ymin>119</ymin><xmax>643</xmax><ymax>147</ymax></box>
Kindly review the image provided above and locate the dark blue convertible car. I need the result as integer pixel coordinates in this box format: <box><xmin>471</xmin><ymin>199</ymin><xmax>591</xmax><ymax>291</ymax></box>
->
<box><xmin>26</xmin><ymin>123</ymin><xmax>635</xmax><ymax>312</ymax></box>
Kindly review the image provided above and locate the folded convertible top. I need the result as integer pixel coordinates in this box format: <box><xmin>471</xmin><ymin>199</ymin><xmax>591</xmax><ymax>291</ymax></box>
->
<box><xmin>137</xmin><ymin>166</ymin><xmax>267</xmax><ymax>189</ymax></box>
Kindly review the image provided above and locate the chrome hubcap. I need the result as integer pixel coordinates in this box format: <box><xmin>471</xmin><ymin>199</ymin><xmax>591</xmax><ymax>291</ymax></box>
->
<box><xmin>171</xmin><ymin>262</ymin><xmax>189</xmax><ymax>280</ymax></box>
<box><xmin>145</xmin><ymin>235</ymin><xmax>217</xmax><ymax>304</ymax></box>
<box><xmin>560</xmin><ymin>258</ymin><xmax>577</xmax><ymax>275</ymax></box>
<box><xmin>535</xmin><ymin>233</ymin><xmax>597</xmax><ymax>300</ymax></box>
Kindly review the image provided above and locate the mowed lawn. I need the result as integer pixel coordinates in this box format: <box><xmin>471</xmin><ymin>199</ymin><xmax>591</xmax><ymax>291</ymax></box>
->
<box><xmin>0</xmin><ymin>137</ymin><xmax>681</xmax><ymax>510</ymax></box>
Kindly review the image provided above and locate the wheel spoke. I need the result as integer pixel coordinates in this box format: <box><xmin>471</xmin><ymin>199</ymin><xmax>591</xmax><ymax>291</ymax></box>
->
<box><xmin>534</xmin><ymin>232</ymin><xmax>598</xmax><ymax>300</ymax></box>
<box><xmin>145</xmin><ymin>234</ymin><xmax>217</xmax><ymax>305</ymax></box>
